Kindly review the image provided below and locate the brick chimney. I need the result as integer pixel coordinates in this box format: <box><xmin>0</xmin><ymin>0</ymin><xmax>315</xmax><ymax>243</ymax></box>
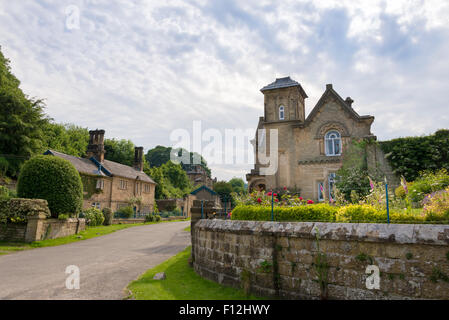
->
<box><xmin>133</xmin><ymin>147</ymin><xmax>144</xmax><ymax>172</ymax></box>
<box><xmin>86</xmin><ymin>129</ymin><xmax>105</xmax><ymax>163</ymax></box>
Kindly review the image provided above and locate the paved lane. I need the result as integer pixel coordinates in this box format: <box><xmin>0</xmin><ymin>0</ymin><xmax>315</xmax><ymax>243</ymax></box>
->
<box><xmin>0</xmin><ymin>221</ymin><xmax>190</xmax><ymax>300</ymax></box>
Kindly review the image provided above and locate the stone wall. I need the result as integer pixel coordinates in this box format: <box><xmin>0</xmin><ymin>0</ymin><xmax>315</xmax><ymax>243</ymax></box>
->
<box><xmin>192</xmin><ymin>219</ymin><xmax>449</xmax><ymax>300</ymax></box>
<box><xmin>0</xmin><ymin>215</ymin><xmax>86</xmax><ymax>242</ymax></box>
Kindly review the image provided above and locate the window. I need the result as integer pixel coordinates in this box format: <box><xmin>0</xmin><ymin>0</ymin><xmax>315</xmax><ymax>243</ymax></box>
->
<box><xmin>144</xmin><ymin>184</ymin><xmax>150</xmax><ymax>193</ymax></box>
<box><xmin>328</xmin><ymin>173</ymin><xmax>336</xmax><ymax>202</ymax></box>
<box><xmin>325</xmin><ymin>131</ymin><xmax>341</xmax><ymax>156</ymax></box>
<box><xmin>279</xmin><ymin>105</ymin><xmax>285</xmax><ymax>120</ymax></box>
<box><xmin>91</xmin><ymin>202</ymin><xmax>100</xmax><ymax>209</ymax></box>
<box><xmin>318</xmin><ymin>181</ymin><xmax>325</xmax><ymax>202</ymax></box>
<box><xmin>96</xmin><ymin>179</ymin><xmax>104</xmax><ymax>190</ymax></box>
<box><xmin>119</xmin><ymin>180</ymin><xmax>128</xmax><ymax>190</ymax></box>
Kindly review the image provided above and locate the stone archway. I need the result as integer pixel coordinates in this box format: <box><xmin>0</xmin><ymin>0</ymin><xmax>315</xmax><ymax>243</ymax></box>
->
<box><xmin>248</xmin><ymin>179</ymin><xmax>266</xmax><ymax>193</ymax></box>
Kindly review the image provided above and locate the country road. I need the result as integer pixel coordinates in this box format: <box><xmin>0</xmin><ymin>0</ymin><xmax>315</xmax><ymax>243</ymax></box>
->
<box><xmin>0</xmin><ymin>221</ymin><xmax>191</xmax><ymax>300</ymax></box>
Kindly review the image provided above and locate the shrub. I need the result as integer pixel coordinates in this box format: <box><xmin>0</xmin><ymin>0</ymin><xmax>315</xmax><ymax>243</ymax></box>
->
<box><xmin>0</xmin><ymin>186</ymin><xmax>12</xmax><ymax>200</ymax></box>
<box><xmin>335</xmin><ymin>204</ymin><xmax>430</xmax><ymax>223</ymax></box>
<box><xmin>0</xmin><ymin>198</ymin><xmax>51</xmax><ymax>224</ymax></box>
<box><xmin>17</xmin><ymin>155</ymin><xmax>83</xmax><ymax>217</ymax></box>
<box><xmin>116</xmin><ymin>206</ymin><xmax>134</xmax><ymax>218</ymax></box>
<box><xmin>423</xmin><ymin>188</ymin><xmax>449</xmax><ymax>220</ymax></box>
<box><xmin>102</xmin><ymin>207</ymin><xmax>113</xmax><ymax>226</ymax></box>
<box><xmin>58</xmin><ymin>214</ymin><xmax>70</xmax><ymax>220</ymax></box>
<box><xmin>145</xmin><ymin>214</ymin><xmax>155</xmax><ymax>222</ymax></box>
<box><xmin>407</xmin><ymin>169</ymin><xmax>449</xmax><ymax>204</ymax></box>
<box><xmin>82</xmin><ymin>208</ymin><xmax>104</xmax><ymax>226</ymax></box>
<box><xmin>154</xmin><ymin>214</ymin><xmax>161</xmax><ymax>222</ymax></box>
<box><xmin>231</xmin><ymin>204</ymin><xmax>338</xmax><ymax>222</ymax></box>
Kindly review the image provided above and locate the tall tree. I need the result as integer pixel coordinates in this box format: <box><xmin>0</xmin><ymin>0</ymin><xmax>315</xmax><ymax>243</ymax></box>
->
<box><xmin>104</xmin><ymin>138</ymin><xmax>135</xmax><ymax>166</ymax></box>
<box><xmin>229</xmin><ymin>177</ymin><xmax>246</xmax><ymax>194</ymax></box>
<box><xmin>0</xmin><ymin>47</ymin><xmax>48</xmax><ymax>177</ymax></box>
<box><xmin>41</xmin><ymin>122</ymin><xmax>89</xmax><ymax>157</ymax></box>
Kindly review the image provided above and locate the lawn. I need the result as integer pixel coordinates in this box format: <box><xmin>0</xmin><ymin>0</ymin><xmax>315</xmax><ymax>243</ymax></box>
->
<box><xmin>0</xmin><ymin>218</ymin><xmax>188</xmax><ymax>255</ymax></box>
<box><xmin>127</xmin><ymin>246</ymin><xmax>263</xmax><ymax>300</ymax></box>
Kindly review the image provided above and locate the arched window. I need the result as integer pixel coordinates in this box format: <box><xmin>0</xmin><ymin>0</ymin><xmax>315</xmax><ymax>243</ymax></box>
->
<box><xmin>325</xmin><ymin>131</ymin><xmax>341</xmax><ymax>156</ymax></box>
<box><xmin>279</xmin><ymin>105</ymin><xmax>285</xmax><ymax>120</ymax></box>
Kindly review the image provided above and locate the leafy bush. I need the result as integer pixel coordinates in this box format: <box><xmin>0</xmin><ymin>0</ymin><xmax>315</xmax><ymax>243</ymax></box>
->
<box><xmin>0</xmin><ymin>198</ymin><xmax>51</xmax><ymax>224</ymax></box>
<box><xmin>154</xmin><ymin>214</ymin><xmax>161</xmax><ymax>222</ymax></box>
<box><xmin>82</xmin><ymin>208</ymin><xmax>104</xmax><ymax>226</ymax></box>
<box><xmin>116</xmin><ymin>206</ymin><xmax>134</xmax><ymax>218</ymax></box>
<box><xmin>58</xmin><ymin>214</ymin><xmax>70</xmax><ymax>220</ymax></box>
<box><xmin>231</xmin><ymin>204</ymin><xmax>338</xmax><ymax>222</ymax></box>
<box><xmin>0</xmin><ymin>186</ymin><xmax>15</xmax><ymax>200</ymax></box>
<box><xmin>17</xmin><ymin>155</ymin><xmax>83</xmax><ymax>217</ymax></box>
<box><xmin>145</xmin><ymin>214</ymin><xmax>155</xmax><ymax>222</ymax></box>
<box><xmin>405</xmin><ymin>169</ymin><xmax>449</xmax><ymax>204</ymax></box>
<box><xmin>423</xmin><ymin>188</ymin><xmax>449</xmax><ymax>220</ymax></box>
<box><xmin>102</xmin><ymin>207</ymin><xmax>113</xmax><ymax>226</ymax></box>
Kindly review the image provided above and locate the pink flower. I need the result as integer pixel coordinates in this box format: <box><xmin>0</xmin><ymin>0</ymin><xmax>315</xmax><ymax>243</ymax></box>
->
<box><xmin>267</xmin><ymin>192</ymin><xmax>272</xmax><ymax>196</ymax></box>
<box><xmin>257</xmin><ymin>198</ymin><xmax>262</xmax><ymax>203</ymax></box>
<box><xmin>275</xmin><ymin>199</ymin><xmax>279</xmax><ymax>202</ymax></box>
<box><xmin>283</xmin><ymin>187</ymin><xmax>287</xmax><ymax>191</ymax></box>
<box><xmin>299</xmin><ymin>197</ymin><xmax>303</xmax><ymax>201</ymax></box>
<box><xmin>307</xmin><ymin>200</ymin><xmax>314</xmax><ymax>204</ymax></box>
<box><xmin>273</xmin><ymin>193</ymin><xmax>278</xmax><ymax>197</ymax></box>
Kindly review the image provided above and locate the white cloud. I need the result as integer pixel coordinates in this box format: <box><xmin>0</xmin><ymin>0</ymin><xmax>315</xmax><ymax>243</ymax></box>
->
<box><xmin>0</xmin><ymin>0</ymin><xmax>448</xmax><ymax>181</ymax></box>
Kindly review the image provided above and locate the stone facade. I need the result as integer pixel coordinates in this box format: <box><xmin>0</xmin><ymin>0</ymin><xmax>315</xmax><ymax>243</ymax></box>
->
<box><xmin>192</xmin><ymin>219</ymin><xmax>449</xmax><ymax>300</ymax></box>
<box><xmin>247</xmin><ymin>77</ymin><xmax>396</xmax><ymax>200</ymax></box>
<box><xmin>45</xmin><ymin>129</ymin><xmax>156</xmax><ymax>214</ymax></box>
<box><xmin>185</xmin><ymin>164</ymin><xmax>217</xmax><ymax>189</ymax></box>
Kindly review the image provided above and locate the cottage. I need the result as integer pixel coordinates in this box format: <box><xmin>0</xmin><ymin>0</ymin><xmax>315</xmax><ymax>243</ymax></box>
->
<box><xmin>45</xmin><ymin>129</ymin><xmax>156</xmax><ymax>214</ymax></box>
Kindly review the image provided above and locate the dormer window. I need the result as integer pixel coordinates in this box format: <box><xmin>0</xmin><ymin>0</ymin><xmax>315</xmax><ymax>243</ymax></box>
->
<box><xmin>279</xmin><ymin>105</ymin><xmax>285</xmax><ymax>120</ymax></box>
<box><xmin>325</xmin><ymin>131</ymin><xmax>341</xmax><ymax>156</ymax></box>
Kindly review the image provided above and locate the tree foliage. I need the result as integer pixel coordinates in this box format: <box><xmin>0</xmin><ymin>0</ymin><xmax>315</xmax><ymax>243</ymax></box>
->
<box><xmin>380</xmin><ymin>129</ymin><xmax>449</xmax><ymax>181</ymax></box>
<box><xmin>229</xmin><ymin>177</ymin><xmax>247</xmax><ymax>194</ymax></box>
<box><xmin>104</xmin><ymin>138</ymin><xmax>135</xmax><ymax>166</ymax></box>
<box><xmin>17</xmin><ymin>155</ymin><xmax>83</xmax><ymax>217</ymax></box>
<box><xmin>145</xmin><ymin>145</ymin><xmax>211</xmax><ymax>175</ymax></box>
<box><xmin>0</xmin><ymin>47</ymin><xmax>48</xmax><ymax>177</ymax></box>
<box><xmin>146</xmin><ymin>161</ymin><xmax>192</xmax><ymax>199</ymax></box>
<box><xmin>41</xmin><ymin>122</ymin><xmax>89</xmax><ymax>157</ymax></box>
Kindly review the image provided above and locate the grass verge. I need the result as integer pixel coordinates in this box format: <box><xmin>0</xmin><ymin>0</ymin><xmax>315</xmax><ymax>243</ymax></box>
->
<box><xmin>127</xmin><ymin>246</ymin><xmax>263</xmax><ymax>300</ymax></box>
<box><xmin>0</xmin><ymin>219</ymin><xmax>188</xmax><ymax>255</ymax></box>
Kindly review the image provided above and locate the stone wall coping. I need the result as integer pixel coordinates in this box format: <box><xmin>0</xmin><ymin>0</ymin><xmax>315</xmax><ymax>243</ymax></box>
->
<box><xmin>194</xmin><ymin>219</ymin><xmax>449</xmax><ymax>246</ymax></box>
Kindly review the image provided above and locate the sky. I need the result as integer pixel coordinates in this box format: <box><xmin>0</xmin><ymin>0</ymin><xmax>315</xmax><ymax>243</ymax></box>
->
<box><xmin>0</xmin><ymin>0</ymin><xmax>448</xmax><ymax>181</ymax></box>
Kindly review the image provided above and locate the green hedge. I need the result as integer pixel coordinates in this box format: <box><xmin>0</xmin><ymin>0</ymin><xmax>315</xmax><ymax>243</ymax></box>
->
<box><xmin>231</xmin><ymin>204</ymin><xmax>338</xmax><ymax>222</ymax></box>
<box><xmin>17</xmin><ymin>155</ymin><xmax>83</xmax><ymax>217</ymax></box>
<box><xmin>380</xmin><ymin>129</ymin><xmax>449</xmax><ymax>181</ymax></box>
<box><xmin>82</xmin><ymin>208</ymin><xmax>104</xmax><ymax>226</ymax></box>
<box><xmin>231</xmin><ymin>204</ymin><xmax>449</xmax><ymax>224</ymax></box>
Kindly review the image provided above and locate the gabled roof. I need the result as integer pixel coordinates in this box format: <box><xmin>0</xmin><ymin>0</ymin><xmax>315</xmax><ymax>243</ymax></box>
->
<box><xmin>190</xmin><ymin>185</ymin><xmax>217</xmax><ymax>195</ymax></box>
<box><xmin>45</xmin><ymin>150</ymin><xmax>156</xmax><ymax>184</ymax></box>
<box><xmin>44</xmin><ymin>150</ymin><xmax>106</xmax><ymax>177</ymax></box>
<box><xmin>298</xmin><ymin>84</ymin><xmax>374</xmax><ymax>127</ymax></box>
<box><xmin>260</xmin><ymin>76</ymin><xmax>308</xmax><ymax>98</ymax></box>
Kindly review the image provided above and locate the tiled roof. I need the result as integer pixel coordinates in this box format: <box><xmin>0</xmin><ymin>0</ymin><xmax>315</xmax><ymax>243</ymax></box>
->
<box><xmin>102</xmin><ymin>159</ymin><xmax>155</xmax><ymax>184</ymax></box>
<box><xmin>45</xmin><ymin>150</ymin><xmax>105</xmax><ymax>176</ymax></box>
<box><xmin>260</xmin><ymin>76</ymin><xmax>300</xmax><ymax>92</ymax></box>
<box><xmin>45</xmin><ymin>150</ymin><xmax>156</xmax><ymax>184</ymax></box>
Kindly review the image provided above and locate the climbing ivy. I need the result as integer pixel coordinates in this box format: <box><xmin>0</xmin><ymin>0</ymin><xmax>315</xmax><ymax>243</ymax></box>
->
<box><xmin>81</xmin><ymin>175</ymin><xmax>103</xmax><ymax>200</ymax></box>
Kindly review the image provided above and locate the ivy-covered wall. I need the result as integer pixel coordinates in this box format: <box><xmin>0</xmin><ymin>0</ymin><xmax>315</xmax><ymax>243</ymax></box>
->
<box><xmin>80</xmin><ymin>174</ymin><xmax>103</xmax><ymax>200</ymax></box>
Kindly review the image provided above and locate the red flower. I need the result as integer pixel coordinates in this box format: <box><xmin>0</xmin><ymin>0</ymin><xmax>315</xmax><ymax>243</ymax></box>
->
<box><xmin>267</xmin><ymin>192</ymin><xmax>272</xmax><ymax>196</ymax></box>
<box><xmin>299</xmin><ymin>197</ymin><xmax>303</xmax><ymax>201</ymax></box>
<box><xmin>257</xmin><ymin>198</ymin><xmax>262</xmax><ymax>203</ymax></box>
<box><xmin>283</xmin><ymin>187</ymin><xmax>287</xmax><ymax>190</ymax></box>
<box><xmin>307</xmin><ymin>200</ymin><xmax>314</xmax><ymax>204</ymax></box>
<box><xmin>273</xmin><ymin>193</ymin><xmax>277</xmax><ymax>197</ymax></box>
<box><xmin>274</xmin><ymin>199</ymin><xmax>279</xmax><ymax>202</ymax></box>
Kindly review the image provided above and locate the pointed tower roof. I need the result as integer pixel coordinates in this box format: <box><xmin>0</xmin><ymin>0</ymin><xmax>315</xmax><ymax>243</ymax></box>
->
<box><xmin>260</xmin><ymin>76</ymin><xmax>308</xmax><ymax>98</ymax></box>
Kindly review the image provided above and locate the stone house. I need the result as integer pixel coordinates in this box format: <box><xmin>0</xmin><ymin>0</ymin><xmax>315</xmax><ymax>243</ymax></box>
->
<box><xmin>184</xmin><ymin>164</ymin><xmax>217</xmax><ymax>189</ymax></box>
<box><xmin>45</xmin><ymin>129</ymin><xmax>156</xmax><ymax>214</ymax></box>
<box><xmin>246</xmin><ymin>77</ymin><xmax>395</xmax><ymax>201</ymax></box>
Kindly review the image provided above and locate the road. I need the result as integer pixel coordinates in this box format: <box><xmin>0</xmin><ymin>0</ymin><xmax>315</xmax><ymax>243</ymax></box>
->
<box><xmin>0</xmin><ymin>221</ymin><xmax>191</xmax><ymax>300</ymax></box>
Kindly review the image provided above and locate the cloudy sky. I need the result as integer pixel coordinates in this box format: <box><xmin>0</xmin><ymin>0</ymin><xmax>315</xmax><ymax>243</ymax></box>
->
<box><xmin>1</xmin><ymin>0</ymin><xmax>448</xmax><ymax>181</ymax></box>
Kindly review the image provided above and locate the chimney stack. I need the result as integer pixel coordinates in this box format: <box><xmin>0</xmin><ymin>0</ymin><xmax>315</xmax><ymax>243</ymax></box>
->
<box><xmin>345</xmin><ymin>97</ymin><xmax>354</xmax><ymax>107</ymax></box>
<box><xmin>86</xmin><ymin>129</ymin><xmax>105</xmax><ymax>163</ymax></box>
<box><xmin>134</xmin><ymin>147</ymin><xmax>144</xmax><ymax>172</ymax></box>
